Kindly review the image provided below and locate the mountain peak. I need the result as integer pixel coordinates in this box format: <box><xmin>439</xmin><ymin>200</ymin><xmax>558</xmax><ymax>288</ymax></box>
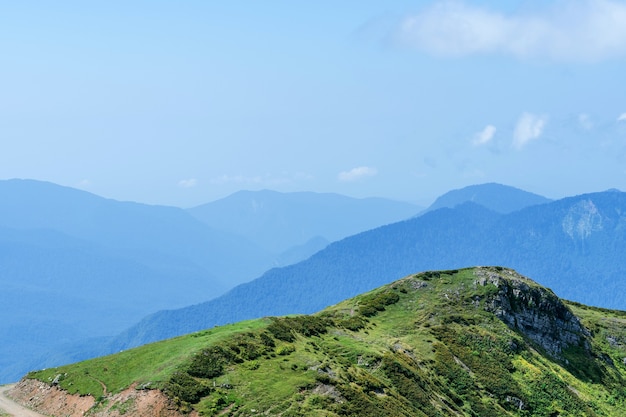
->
<box><xmin>427</xmin><ymin>183</ymin><xmax>551</xmax><ymax>214</ymax></box>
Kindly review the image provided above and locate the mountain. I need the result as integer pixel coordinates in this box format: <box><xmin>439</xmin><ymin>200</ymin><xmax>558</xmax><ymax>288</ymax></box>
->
<box><xmin>425</xmin><ymin>182</ymin><xmax>551</xmax><ymax>214</ymax></box>
<box><xmin>0</xmin><ymin>179</ymin><xmax>273</xmax><ymax>285</ymax></box>
<box><xmin>11</xmin><ymin>267</ymin><xmax>626</xmax><ymax>416</ymax></box>
<box><xmin>0</xmin><ymin>179</ymin><xmax>277</xmax><ymax>383</ymax></box>
<box><xmin>111</xmin><ymin>190</ymin><xmax>626</xmax><ymax>350</ymax></box>
<box><xmin>0</xmin><ymin>179</ymin><xmax>425</xmax><ymax>383</ymax></box>
<box><xmin>187</xmin><ymin>190</ymin><xmax>421</xmax><ymax>253</ymax></box>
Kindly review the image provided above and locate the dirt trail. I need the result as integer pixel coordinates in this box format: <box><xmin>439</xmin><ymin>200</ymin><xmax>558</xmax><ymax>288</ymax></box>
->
<box><xmin>0</xmin><ymin>384</ymin><xmax>48</xmax><ymax>417</ymax></box>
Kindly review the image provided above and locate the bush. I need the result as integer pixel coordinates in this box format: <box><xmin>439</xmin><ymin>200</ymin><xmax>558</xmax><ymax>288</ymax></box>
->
<box><xmin>338</xmin><ymin>315</ymin><xmax>368</xmax><ymax>331</ymax></box>
<box><xmin>267</xmin><ymin>319</ymin><xmax>296</xmax><ymax>342</ymax></box>
<box><xmin>358</xmin><ymin>291</ymin><xmax>400</xmax><ymax>317</ymax></box>
<box><xmin>267</xmin><ymin>316</ymin><xmax>332</xmax><ymax>342</ymax></box>
<box><xmin>187</xmin><ymin>346</ymin><xmax>232</xmax><ymax>379</ymax></box>
<box><xmin>165</xmin><ymin>371</ymin><xmax>212</xmax><ymax>404</ymax></box>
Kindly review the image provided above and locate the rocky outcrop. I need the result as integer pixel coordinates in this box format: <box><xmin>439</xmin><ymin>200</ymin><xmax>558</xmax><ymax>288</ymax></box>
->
<box><xmin>474</xmin><ymin>267</ymin><xmax>591</xmax><ymax>357</ymax></box>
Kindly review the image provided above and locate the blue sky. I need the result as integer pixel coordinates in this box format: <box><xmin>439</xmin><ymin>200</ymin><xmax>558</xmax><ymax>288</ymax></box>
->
<box><xmin>3</xmin><ymin>1</ymin><xmax>626</xmax><ymax>207</ymax></box>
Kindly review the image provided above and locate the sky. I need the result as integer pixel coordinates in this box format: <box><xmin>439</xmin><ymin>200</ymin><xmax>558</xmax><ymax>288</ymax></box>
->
<box><xmin>3</xmin><ymin>0</ymin><xmax>626</xmax><ymax>207</ymax></box>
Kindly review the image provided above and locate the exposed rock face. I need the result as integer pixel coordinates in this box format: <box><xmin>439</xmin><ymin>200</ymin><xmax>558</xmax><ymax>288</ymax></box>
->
<box><xmin>562</xmin><ymin>199</ymin><xmax>603</xmax><ymax>241</ymax></box>
<box><xmin>474</xmin><ymin>267</ymin><xmax>590</xmax><ymax>357</ymax></box>
<box><xmin>9</xmin><ymin>378</ymin><xmax>196</xmax><ymax>417</ymax></box>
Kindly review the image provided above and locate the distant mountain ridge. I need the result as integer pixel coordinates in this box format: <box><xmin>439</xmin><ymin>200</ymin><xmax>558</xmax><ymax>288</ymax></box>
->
<box><xmin>425</xmin><ymin>182</ymin><xmax>551</xmax><ymax>213</ymax></box>
<box><xmin>111</xmin><ymin>189</ymin><xmax>626</xmax><ymax>352</ymax></box>
<box><xmin>0</xmin><ymin>179</ymin><xmax>273</xmax><ymax>285</ymax></box>
<box><xmin>188</xmin><ymin>189</ymin><xmax>421</xmax><ymax>253</ymax></box>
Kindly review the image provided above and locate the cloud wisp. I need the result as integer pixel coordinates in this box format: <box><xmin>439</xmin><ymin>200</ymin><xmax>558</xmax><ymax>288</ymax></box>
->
<box><xmin>178</xmin><ymin>178</ymin><xmax>198</xmax><ymax>188</ymax></box>
<box><xmin>513</xmin><ymin>113</ymin><xmax>547</xmax><ymax>150</ymax></box>
<box><xmin>472</xmin><ymin>124</ymin><xmax>497</xmax><ymax>146</ymax></box>
<box><xmin>396</xmin><ymin>0</ymin><xmax>626</xmax><ymax>62</ymax></box>
<box><xmin>338</xmin><ymin>166</ymin><xmax>378</xmax><ymax>182</ymax></box>
<box><xmin>618</xmin><ymin>113</ymin><xmax>626</xmax><ymax>121</ymax></box>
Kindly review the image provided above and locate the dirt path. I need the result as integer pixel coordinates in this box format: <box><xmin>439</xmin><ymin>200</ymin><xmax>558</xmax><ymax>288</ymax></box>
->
<box><xmin>0</xmin><ymin>384</ymin><xmax>48</xmax><ymax>417</ymax></box>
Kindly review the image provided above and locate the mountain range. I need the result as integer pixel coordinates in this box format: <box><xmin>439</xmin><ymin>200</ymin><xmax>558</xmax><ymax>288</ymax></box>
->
<box><xmin>9</xmin><ymin>267</ymin><xmax>626</xmax><ymax>416</ymax></box>
<box><xmin>4</xmin><ymin>179</ymin><xmax>623</xmax><ymax>384</ymax></box>
<box><xmin>110</xmin><ymin>188</ymin><xmax>626</xmax><ymax>354</ymax></box>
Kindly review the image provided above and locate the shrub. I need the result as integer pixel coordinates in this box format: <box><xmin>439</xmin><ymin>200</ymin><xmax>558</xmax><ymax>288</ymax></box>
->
<box><xmin>338</xmin><ymin>315</ymin><xmax>368</xmax><ymax>331</ymax></box>
<box><xmin>267</xmin><ymin>319</ymin><xmax>296</xmax><ymax>342</ymax></box>
<box><xmin>267</xmin><ymin>316</ymin><xmax>332</xmax><ymax>342</ymax></box>
<box><xmin>358</xmin><ymin>291</ymin><xmax>400</xmax><ymax>317</ymax></box>
<box><xmin>165</xmin><ymin>371</ymin><xmax>211</xmax><ymax>404</ymax></box>
<box><xmin>187</xmin><ymin>346</ymin><xmax>232</xmax><ymax>379</ymax></box>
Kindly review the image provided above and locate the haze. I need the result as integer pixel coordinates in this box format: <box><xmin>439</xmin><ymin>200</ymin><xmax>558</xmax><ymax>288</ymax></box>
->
<box><xmin>2</xmin><ymin>0</ymin><xmax>626</xmax><ymax>207</ymax></box>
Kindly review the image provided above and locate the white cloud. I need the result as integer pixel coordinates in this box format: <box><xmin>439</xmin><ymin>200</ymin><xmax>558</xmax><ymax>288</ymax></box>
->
<box><xmin>178</xmin><ymin>178</ymin><xmax>198</xmax><ymax>188</ymax></box>
<box><xmin>77</xmin><ymin>179</ymin><xmax>91</xmax><ymax>188</ymax></box>
<box><xmin>513</xmin><ymin>113</ymin><xmax>547</xmax><ymax>149</ymax></box>
<box><xmin>472</xmin><ymin>124</ymin><xmax>497</xmax><ymax>146</ymax></box>
<box><xmin>338</xmin><ymin>166</ymin><xmax>378</xmax><ymax>182</ymax></box>
<box><xmin>396</xmin><ymin>0</ymin><xmax>626</xmax><ymax>62</ymax></box>
<box><xmin>618</xmin><ymin>112</ymin><xmax>626</xmax><ymax>121</ymax></box>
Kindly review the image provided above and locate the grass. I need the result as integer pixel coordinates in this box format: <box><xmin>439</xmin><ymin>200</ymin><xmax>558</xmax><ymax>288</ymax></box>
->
<box><xmin>25</xmin><ymin>267</ymin><xmax>626</xmax><ymax>416</ymax></box>
<box><xmin>28</xmin><ymin>318</ymin><xmax>269</xmax><ymax>397</ymax></box>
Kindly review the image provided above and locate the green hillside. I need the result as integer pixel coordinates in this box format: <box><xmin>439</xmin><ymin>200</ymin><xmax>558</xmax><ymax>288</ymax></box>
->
<box><xmin>27</xmin><ymin>267</ymin><xmax>626</xmax><ymax>416</ymax></box>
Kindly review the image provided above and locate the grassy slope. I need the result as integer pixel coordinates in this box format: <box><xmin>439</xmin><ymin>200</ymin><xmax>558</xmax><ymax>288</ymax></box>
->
<box><xmin>29</xmin><ymin>267</ymin><xmax>626</xmax><ymax>416</ymax></box>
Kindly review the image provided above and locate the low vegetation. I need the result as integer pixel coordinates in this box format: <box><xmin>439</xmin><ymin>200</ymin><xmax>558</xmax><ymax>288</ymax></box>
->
<box><xmin>27</xmin><ymin>267</ymin><xmax>626</xmax><ymax>416</ymax></box>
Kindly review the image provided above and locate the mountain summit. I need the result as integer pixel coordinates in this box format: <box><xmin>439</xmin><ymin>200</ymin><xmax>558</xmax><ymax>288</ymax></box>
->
<box><xmin>426</xmin><ymin>183</ymin><xmax>551</xmax><ymax>214</ymax></box>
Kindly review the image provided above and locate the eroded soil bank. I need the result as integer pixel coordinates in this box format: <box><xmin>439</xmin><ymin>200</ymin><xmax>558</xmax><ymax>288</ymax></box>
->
<box><xmin>9</xmin><ymin>379</ymin><xmax>197</xmax><ymax>417</ymax></box>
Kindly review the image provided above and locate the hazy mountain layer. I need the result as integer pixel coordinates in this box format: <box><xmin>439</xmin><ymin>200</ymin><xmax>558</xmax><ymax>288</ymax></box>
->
<box><xmin>0</xmin><ymin>179</ymin><xmax>273</xmax><ymax>285</ymax></box>
<box><xmin>0</xmin><ymin>179</ymin><xmax>421</xmax><ymax>383</ymax></box>
<box><xmin>188</xmin><ymin>189</ymin><xmax>421</xmax><ymax>253</ymax></box>
<box><xmin>0</xmin><ymin>179</ymin><xmax>273</xmax><ymax>383</ymax></box>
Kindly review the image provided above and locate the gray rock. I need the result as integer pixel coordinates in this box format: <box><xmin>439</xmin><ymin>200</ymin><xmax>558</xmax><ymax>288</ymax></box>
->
<box><xmin>474</xmin><ymin>267</ymin><xmax>590</xmax><ymax>358</ymax></box>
